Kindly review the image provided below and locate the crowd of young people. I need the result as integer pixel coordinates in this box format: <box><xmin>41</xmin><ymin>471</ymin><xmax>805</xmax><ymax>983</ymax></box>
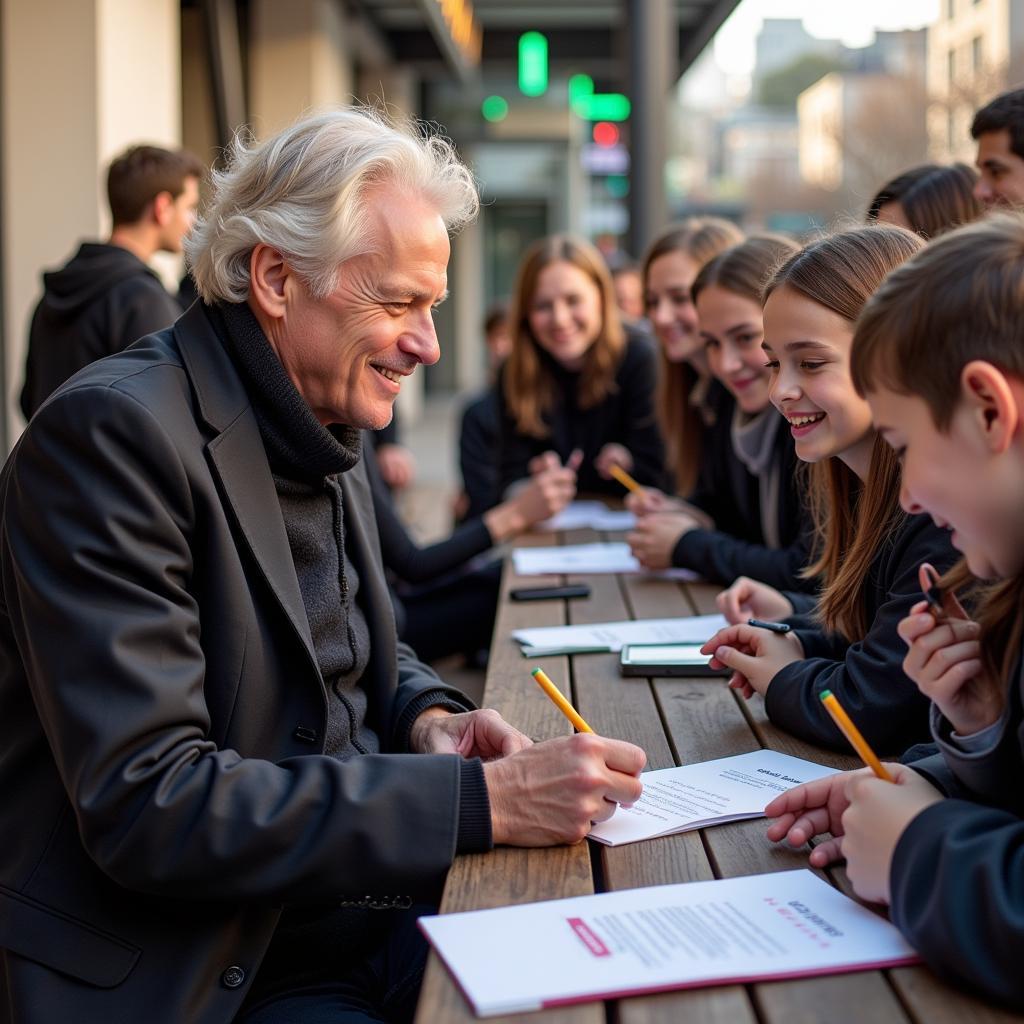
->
<box><xmin>439</xmin><ymin>86</ymin><xmax>1024</xmax><ymax>1011</ymax></box>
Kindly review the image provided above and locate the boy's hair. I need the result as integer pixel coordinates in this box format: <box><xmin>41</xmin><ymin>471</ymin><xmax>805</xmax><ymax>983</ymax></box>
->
<box><xmin>851</xmin><ymin>214</ymin><xmax>1024</xmax><ymax>424</ymax></box>
<box><xmin>971</xmin><ymin>87</ymin><xmax>1024</xmax><ymax>159</ymax></box>
<box><xmin>766</xmin><ymin>224</ymin><xmax>924</xmax><ymax>640</ymax></box>
<box><xmin>852</xmin><ymin>213</ymin><xmax>1024</xmax><ymax>683</ymax></box>
<box><xmin>107</xmin><ymin>145</ymin><xmax>205</xmax><ymax>226</ymax></box>
<box><xmin>866</xmin><ymin>163</ymin><xmax>982</xmax><ymax>239</ymax></box>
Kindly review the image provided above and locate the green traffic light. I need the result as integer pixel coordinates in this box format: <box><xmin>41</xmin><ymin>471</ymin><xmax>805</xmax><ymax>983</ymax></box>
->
<box><xmin>518</xmin><ymin>32</ymin><xmax>548</xmax><ymax>97</ymax></box>
<box><xmin>481</xmin><ymin>95</ymin><xmax>509</xmax><ymax>122</ymax></box>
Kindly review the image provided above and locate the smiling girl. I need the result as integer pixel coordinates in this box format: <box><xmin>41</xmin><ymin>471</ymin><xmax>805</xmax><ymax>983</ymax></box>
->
<box><xmin>494</xmin><ymin>235</ymin><xmax>665</xmax><ymax>502</ymax></box>
<box><xmin>703</xmin><ymin>225</ymin><xmax>960</xmax><ymax>754</ymax></box>
<box><xmin>628</xmin><ymin>235</ymin><xmax>814</xmax><ymax>589</ymax></box>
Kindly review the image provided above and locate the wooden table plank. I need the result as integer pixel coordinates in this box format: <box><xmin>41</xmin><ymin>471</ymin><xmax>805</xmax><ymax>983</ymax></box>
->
<box><xmin>565</xmin><ymin>536</ymin><xmax>760</xmax><ymax>1024</ymax></box>
<box><xmin>415</xmin><ymin>533</ymin><xmax>601</xmax><ymax>1024</ymax></box>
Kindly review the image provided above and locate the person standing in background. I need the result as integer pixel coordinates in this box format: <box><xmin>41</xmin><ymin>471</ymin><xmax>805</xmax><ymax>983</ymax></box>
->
<box><xmin>20</xmin><ymin>144</ymin><xmax>204</xmax><ymax>419</ymax></box>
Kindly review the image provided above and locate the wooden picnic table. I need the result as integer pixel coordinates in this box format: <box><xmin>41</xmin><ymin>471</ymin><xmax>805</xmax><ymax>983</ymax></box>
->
<box><xmin>415</xmin><ymin>526</ymin><xmax>1019</xmax><ymax>1024</ymax></box>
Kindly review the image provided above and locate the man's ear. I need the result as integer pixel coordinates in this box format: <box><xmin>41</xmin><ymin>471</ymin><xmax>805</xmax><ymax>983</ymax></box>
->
<box><xmin>151</xmin><ymin>191</ymin><xmax>173</xmax><ymax>227</ymax></box>
<box><xmin>248</xmin><ymin>244</ymin><xmax>292</xmax><ymax>320</ymax></box>
<box><xmin>960</xmin><ymin>359</ymin><xmax>1019</xmax><ymax>454</ymax></box>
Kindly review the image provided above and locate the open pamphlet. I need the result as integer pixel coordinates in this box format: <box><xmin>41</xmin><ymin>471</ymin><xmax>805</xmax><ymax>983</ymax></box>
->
<box><xmin>419</xmin><ymin>868</ymin><xmax>919</xmax><ymax>1017</ymax></box>
<box><xmin>536</xmin><ymin>501</ymin><xmax>637</xmax><ymax>532</ymax></box>
<box><xmin>511</xmin><ymin>542</ymin><xmax>698</xmax><ymax>579</ymax></box>
<box><xmin>512</xmin><ymin>613</ymin><xmax>727</xmax><ymax>657</ymax></box>
<box><xmin>589</xmin><ymin>749</ymin><xmax>838</xmax><ymax>846</ymax></box>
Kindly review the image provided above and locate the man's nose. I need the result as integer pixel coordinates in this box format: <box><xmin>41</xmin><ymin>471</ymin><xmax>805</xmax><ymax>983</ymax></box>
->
<box><xmin>401</xmin><ymin>313</ymin><xmax>441</xmax><ymax>366</ymax></box>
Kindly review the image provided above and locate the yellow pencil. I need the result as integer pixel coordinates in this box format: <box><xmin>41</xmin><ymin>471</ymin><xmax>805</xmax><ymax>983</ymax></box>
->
<box><xmin>819</xmin><ymin>689</ymin><xmax>893</xmax><ymax>782</ymax></box>
<box><xmin>609</xmin><ymin>464</ymin><xmax>643</xmax><ymax>495</ymax></box>
<box><xmin>531</xmin><ymin>668</ymin><xmax>593</xmax><ymax>733</ymax></box>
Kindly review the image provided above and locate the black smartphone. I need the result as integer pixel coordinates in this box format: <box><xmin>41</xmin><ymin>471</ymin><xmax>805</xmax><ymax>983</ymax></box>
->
<box><xmin>509</xmin><ymin>584</ymin><xmax>591</xmax><ymax>602</ymax></box>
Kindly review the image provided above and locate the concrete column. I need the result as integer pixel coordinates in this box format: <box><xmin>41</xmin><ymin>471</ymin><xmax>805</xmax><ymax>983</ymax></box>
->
<box><xmin>249</xmin><ymin>0</ymin><xmax>354</xmax><ymax>137</ymax></box>
<box><xmin>1</xmin><ymin>0</ymin><xmax>180</xmax><ymax>446</ymax></box>
<box><xmin>627</xmin><ymin>0</ymin><xmax>673</xmax><ymax>258</ymax></box>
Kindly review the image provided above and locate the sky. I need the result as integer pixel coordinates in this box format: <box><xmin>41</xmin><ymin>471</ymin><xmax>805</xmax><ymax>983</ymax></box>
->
<box><xmin>712</xmin><ymin>0</ymin><xmax>941</xmax><ymax>75</ymax></box>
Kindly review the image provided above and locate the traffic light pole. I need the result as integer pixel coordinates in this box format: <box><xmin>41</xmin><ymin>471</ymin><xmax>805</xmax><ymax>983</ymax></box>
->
<box><xmin>627</xmin><ymin>0</ymin><xmax>674</xmax><ymax>259</ymax></box>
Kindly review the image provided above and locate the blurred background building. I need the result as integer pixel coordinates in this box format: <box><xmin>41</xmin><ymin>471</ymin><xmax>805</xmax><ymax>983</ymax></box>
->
<box><xmin>1</xmin><ymin>0</ymin><xmax>1020</xmax><ymax>454</ymax></box>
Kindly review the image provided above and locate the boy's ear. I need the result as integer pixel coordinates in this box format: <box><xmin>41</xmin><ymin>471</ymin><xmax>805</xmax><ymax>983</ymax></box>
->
<box><xmin>960</xmin><ymin>360</ymin><xmax>1019</xmax><ymax>453</ymax></box>
<box><xmin>151</xmin><ymin>191</ymin><xmax>173</xmax><ymax>227</ymax></box>
<box><xmin>248</xmin><ymin>244</ymin><xmax>292</xmax><ymax>320</ymax></box>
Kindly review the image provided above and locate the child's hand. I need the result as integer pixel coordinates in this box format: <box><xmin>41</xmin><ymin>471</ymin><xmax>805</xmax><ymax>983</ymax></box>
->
<box><xmin>717</xmin><ymin>576</ymin><xmax>794</xmax><ymax>625</ymax></box>
<box><xmin>627</xmin><ymin>512</ymin><xmax>697</xmax><ymax>570</ymax></box>
<box><xmin>841</xmin><ymin>766</ymin><xmax>943</xmax><ymax>905</ymax></box>
<box><xmin>594</xmin><ymin>443</ymin><xmax>633</xmax><ymax>480</ymax></box>
<box><xmin>764</xmin><ymin>764</ymin><xmax>942</xmax><ymax>904</ymax></box>
<box><xmin>701</xmin><ymin>623</ymin><xmax>804</xmax><ymax>699</ymax></box>
<box><xmin>897</xmin><ymin>601</ymin><xmax>1003</xmax><ymax>736</ymax></box>
<box><xmin>624</xmin><ymin>487</ymin><xmax>681</xmax><ymax>517</ymax></box>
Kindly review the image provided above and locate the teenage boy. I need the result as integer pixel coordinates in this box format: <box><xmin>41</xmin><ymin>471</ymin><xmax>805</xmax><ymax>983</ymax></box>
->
<box><xmin>20</xmin><ymin>144</ymin><xmax>204</xmax><ymax>419</ymax></box>
<box><xmin>971</xmin><ymin>88</ymin><xmax>1024</xmax><ymax>208</ymax></box>
<box><xmin>763</xmin><ymin>214</ymin><xmax>1024</xmax><ymax>1010</ymax></box>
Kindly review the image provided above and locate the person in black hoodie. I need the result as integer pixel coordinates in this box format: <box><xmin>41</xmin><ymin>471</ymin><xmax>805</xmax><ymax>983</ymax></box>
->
<box><xmin>20</xmin><ymin>144</ymin><xmax>204</xmax><ymax>419</ymax></box>
<box><xmin>626</xmin><ymin>235</ymin><xmax>813</xmax><ymax>591</ymax></box>
<box><xmin>765</xmin><ymin>216</ymin><xmax>1024</xmax><ymax>1011</ymax></box>
<box><xmin>703</xmin><ymin>226</ymin><xmax>959</xmax><ymax>757</ymax></box>
<box><xmin>492</xmin><ymin>235</ymin><xmax>665</xmax><ymax>506</ymax></box>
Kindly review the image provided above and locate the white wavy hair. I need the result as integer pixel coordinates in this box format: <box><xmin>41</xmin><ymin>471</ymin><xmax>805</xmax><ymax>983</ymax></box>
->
<box><xmin>186</xmin><ymin>107</ymin><xmax>479</xmax><ymax>303</ymax></box>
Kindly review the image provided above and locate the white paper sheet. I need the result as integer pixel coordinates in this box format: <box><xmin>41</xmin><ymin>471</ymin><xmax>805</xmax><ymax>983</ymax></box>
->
<box><xmin>512</xmin><ymin>542</ymin><xmax>640</xmax><ymax>575</ymax></box>
<box><xmin>512</xmin><ymin>613</ymin><xmax>728</xmax><ymax>657</ymax></box>
<box><xmin>536</xmin><ymin>502</ymin><xmax>637</xmax><ymax>532</ymax></box>
<box><xmin>419</xmin><ymin>869</ymin><xmax>919</xmax><ymax>1017</ymax></box>
<box><xmin>589</xmin><ymin>750</ymin><xmax>839</xmax><ymax>846</ymax></box>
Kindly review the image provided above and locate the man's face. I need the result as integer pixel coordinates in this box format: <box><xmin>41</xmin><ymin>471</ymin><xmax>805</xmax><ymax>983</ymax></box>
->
<box><xmin>269</xmin><ymin>185</ymin><xmax>449</xmax><ymax>429</ymax></box>
<box><xmin>157</xmin><ymin>175</ymin><xmax>200</xmax><ymax>253</ymax></box>
<box><xmin>974</xmin><ymin>130</ymin><xmax>1024</xmax><ymax>207</ymax></box>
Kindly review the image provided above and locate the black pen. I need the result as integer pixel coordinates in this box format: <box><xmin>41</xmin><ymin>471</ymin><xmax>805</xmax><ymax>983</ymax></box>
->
<box><xmin>747</xmin><ymin>618</ymin><xmax>791</xmax><ymax>634</ymax></box>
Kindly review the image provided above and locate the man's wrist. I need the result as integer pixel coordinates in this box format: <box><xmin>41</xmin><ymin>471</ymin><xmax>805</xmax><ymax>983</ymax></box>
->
<box><xmin>409</xmin><ymin>706</ymin><xmax>452</xmax><ymax>752</ymax></box>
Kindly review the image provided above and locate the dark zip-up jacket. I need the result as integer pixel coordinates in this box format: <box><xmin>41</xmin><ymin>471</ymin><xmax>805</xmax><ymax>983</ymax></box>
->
<box><xmin>885</xmin><ymin>655</ymin><xmax>1024</xmax><ymax>1010</ymax></box>
<box><xmin>21</xmin><ymin>241</ymin><xmax>182</xmax><ymax>419</ymax></box>
<box><xmin>764</xmin><ymin>512</ymin><xmax>959</xmax><ymax>754</ymax></box>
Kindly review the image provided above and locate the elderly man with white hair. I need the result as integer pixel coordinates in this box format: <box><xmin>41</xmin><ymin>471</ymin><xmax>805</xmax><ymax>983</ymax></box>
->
<box><xmin>0</xmin><ymin>109</ymin><xmax>646</xmax><ymax>1024</ymax></box>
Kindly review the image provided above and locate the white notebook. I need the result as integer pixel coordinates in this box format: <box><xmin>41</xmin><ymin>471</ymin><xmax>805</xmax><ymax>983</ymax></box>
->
<box><xmin>589</xmin><ymin>749</ymin><xmax>839</xmax><ymax>846</ymax></box>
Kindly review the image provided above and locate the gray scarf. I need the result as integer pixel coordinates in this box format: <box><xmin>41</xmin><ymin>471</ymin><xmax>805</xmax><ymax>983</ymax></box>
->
<box><xmin>731</xmin><ymin>405</ymin><xmax>783</xmax><ymax>549</ymax></box>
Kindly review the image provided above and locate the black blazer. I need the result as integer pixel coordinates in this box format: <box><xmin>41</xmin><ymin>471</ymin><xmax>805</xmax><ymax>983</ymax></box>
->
<box><xmin>764</xmin><ymin>512</ymin><xmax>959</xmax><ymax>755</ymax></box>
<box><xmin>0</xmin><ymin>303</ymin><xmax>474</xmax><ymax>1024</ymax></box>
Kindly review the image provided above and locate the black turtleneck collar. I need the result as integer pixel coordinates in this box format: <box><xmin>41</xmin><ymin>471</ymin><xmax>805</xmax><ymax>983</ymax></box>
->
<box><xmin>208</xmin><ymin>301</ymin><xmax>361</xmax><ymax>483</ymax></box>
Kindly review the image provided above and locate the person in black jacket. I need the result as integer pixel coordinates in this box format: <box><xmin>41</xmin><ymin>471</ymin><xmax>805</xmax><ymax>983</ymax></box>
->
<box><xmin>703</xmin><ymin>225</ymin><xmax>957</xmax><ymax>756</ymax></box>
<box><xmin>364</xmin><ymin>431</ymin><xmax>575</xmax><ymax>662</ymax></box>
<box><xmin>627</xmin><ymin>236</ymin><xmax>814</xmax><ymax>591</ymax></box>
<box><xmin>762</xmin><ymin>215</ymin><xmax>1024</xmax><ymax>1011</ymax></box>
<box><xmin>20</xmin><ymin>144</ymin><xmax>204</xmax><ymax>419</ymax></box>
<box><xmin>492</xmin><ymin>235</ymin><xmax>665</xmax><ymax>506</ymax></box>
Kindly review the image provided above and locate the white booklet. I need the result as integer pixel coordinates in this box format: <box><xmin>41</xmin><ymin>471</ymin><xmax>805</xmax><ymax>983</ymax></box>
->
<box><xmin>589</xmin><ymin>750</ymin><xmax>839</xmax><ymax>846</ymax></box>
<box><xmin>512</xmin><ymin>613</ymin><xmax>727</xmax><ymax>657</ymax></box>
<box><xmin>536</xmin><ymin>501</ymin><xmax>637</xmax><ymax>532</ymax></box>
<box><xmin>419</xmin><ymin>869</ymin><xmax>919</xmax><ymax>1018</ymax></box>
<box><xmin>511</xmin><ymin>542</ymin><xmax>697</xmax><ymax>579</ymax></box>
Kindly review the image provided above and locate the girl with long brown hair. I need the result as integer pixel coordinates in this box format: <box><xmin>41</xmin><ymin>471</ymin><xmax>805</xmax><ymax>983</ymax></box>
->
<box><xmin>703</xmin><ymin>225</ymin><xmax>960</xmax><ymax>754</ymax></box>
<box><xmin>628</xmin><ymin>235</ymin><xmax>817</xmax><ymax>590</ymax></box>
<box><xmin>493</xmin><ymin>235</ymin><xmax>665</xmax><ymax>502</ymax></box>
